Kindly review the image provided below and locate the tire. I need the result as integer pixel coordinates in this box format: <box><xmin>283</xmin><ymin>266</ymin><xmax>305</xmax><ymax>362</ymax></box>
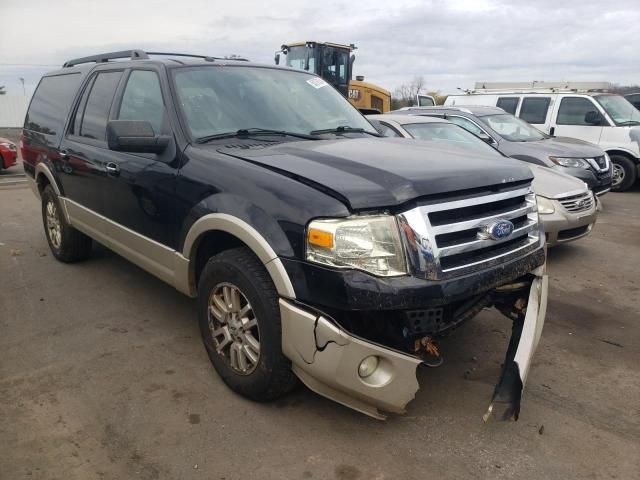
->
<box><xmin>197</xmin><ymin>247</ymin><xmax>297</xmax><ymax>401</ymax></box>
<box><xmin>610</xmin><ymin>154</ymin><xmax>637</xmax><ymax>192</ymax></box>
<box><xmin>41</xmin><ymin>185</ymin><xmax>93</xmax><ymax>262</ymax></box>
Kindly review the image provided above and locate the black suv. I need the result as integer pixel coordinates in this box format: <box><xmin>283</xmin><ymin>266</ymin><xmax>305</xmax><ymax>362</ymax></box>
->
<box><xmin>22</xmin><ymin>50</ymin><xmax>548</xmax><ymax>420</ymax></box>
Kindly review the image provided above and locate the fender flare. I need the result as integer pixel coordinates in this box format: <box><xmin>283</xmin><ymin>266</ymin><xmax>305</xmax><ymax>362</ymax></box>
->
<box><xmin>181</xmin><ymin>213</ymin><xmax>296</xmax><ymax>299</ymax></box>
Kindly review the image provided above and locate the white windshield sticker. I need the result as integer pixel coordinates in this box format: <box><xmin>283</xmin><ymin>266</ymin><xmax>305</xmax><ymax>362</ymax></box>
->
<box><xmin>306</xmin><ymin>77</ymin><xmax>328</xmax><ymax>89</ymax></box>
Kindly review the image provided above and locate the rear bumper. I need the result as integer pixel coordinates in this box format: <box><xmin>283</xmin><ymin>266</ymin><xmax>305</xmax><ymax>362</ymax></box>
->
<box><xmin>280</xmin><ymin>266</ymin><xmax>548</xmax><ymax>420</ymax></box>
<box><xmin>541</xmin><ymin>202</ymin><xmax>598</xmax><ymax>246</ymax></box>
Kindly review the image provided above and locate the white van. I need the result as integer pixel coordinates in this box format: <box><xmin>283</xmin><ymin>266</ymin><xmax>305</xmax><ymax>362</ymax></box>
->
<box><xmin>445</xmin><ymin>83</ymin><xmax>640</xmax><ymax>191</ymax></box>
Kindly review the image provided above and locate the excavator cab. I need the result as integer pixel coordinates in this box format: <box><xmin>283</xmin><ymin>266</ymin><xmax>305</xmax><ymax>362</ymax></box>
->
<box><xmin>276</xmin><ymin>42</ymin><xmax>355</xmax><ymax>97</ymax></box>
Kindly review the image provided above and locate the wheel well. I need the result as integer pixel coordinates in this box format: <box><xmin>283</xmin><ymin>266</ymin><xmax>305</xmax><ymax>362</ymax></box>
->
<box><xmin>193</xmin><ymin>230</ymin><xmax>246</xmax><ymax>286</ymax></box>
<box><xmin>36</xmin><ymin>172</ymin><xmax>51</xmax><ymax>193</ymax></box>
<box><xmin>607</xmin><ymin>150</ymin><xmax>639</xmax><ymax>164</ymax></box>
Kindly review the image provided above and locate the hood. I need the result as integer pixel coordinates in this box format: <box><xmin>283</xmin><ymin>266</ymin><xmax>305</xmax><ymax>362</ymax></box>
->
<box><xmin>0</xmin><ymin>137</ymin><xmax>15</xmax><ymax>145</ymax></box>
<box><xmin>214</xmin><ymin>138</ymin><xmax>533</xmax><ymax>210</ymax></box>
<box><xmin>529</xmin><ymin>164</ymin><xmax>588</xmax><ymax>198</ymax></box>
<box><xmin>503</xmin><ymin>136</ymin><xmax>605</xmax><ymax>161</ymax></box>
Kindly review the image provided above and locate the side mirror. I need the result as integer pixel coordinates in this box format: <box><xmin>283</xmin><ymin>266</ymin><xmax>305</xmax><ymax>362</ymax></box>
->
<box><xmin>584</xmin><ymin>110</ymin><xmax>605</xmax><ymax>125</ymax></box>
<box><xmin>106</xmin><ymin>120</ymin><xmax>170</xmax><ymax>154</ymax></box>
<box><xmin>477</xmin><ymin>131</ymin><xmax>496</xmax><ymax>144</ymax></box>
<box><xmin>274</xmin><ymin>53</ymin><xmax>280</xmax><ymax>65</ymax></box>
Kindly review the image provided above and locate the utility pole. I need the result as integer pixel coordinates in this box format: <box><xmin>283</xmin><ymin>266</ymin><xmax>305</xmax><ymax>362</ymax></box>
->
<box><xmin>19</xmin><ymin>77</ymin><xmax>25</xmax><ymax>96</ymax></box>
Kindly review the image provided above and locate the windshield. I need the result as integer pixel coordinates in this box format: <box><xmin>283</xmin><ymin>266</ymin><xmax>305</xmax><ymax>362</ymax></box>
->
<box><xmin>172</xmin><ymin>66</ymin><xmax>376</xmax><ymax>139</ymax></box>
<box><xmin>478</xmin><ymin>114</ymin><xmax>546</xmax><ymax>142</ymax></box>
<box><xmin>284</xmin><ymin>46</ymin><xmax>315</xmax><ymax>73</ymax></box>
<box><xmin>594</xmin><ymin>95</ymin><xmax>640</xmax><ymax>126</ymax></box>
<box><xmin>402</xmin><ymin>122</ymin><xmax>502</xmax><ymax>157</ymax></box>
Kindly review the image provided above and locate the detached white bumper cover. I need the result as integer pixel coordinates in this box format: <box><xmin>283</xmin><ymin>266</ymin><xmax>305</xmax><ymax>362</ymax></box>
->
<box><xmin>484</xmin><ymin>270</ymin><xmax>549</xmax><ymax>422</ymax></box>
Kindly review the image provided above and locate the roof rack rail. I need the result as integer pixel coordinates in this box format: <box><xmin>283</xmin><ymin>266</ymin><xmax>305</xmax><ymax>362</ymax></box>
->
<box><xmin>63</xmin><ymin>50</ymin><xmax>250</xmax><ymax>68</ymax></box>
<box><xmin>63</xmin><ymin>50</ymin><xmax>149</xmax><ymax>68</ymax></box>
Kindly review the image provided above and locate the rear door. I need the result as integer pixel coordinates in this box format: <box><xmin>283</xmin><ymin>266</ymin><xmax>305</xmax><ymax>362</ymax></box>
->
<box><xmin>59</xmin><ymin>69</ymin><xmax>124</xmax><ymax>214</ymax></box>
<box><xmin>550</xmin><ymin>95</ymin><xmax>606</xmax><ymax>144</ymax></box>
<box><xmin>102</xmin><ymin>67</ymin><xmax>181</xmax><ymax>248</ymax></box>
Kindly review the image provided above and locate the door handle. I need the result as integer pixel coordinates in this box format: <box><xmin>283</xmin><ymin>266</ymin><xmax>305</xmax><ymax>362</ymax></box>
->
<box><xmin>105</xmin><ymin>162</ymin><xmax>120</xmax><ymax>177</ymax></box>
<box><xmin>58</xmin><ymin>150</ymin><xmax>69</xmax><ymax>160</ymax></box>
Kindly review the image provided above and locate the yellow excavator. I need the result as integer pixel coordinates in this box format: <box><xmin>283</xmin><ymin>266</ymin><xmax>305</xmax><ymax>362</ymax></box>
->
<box><xmin>275</xmin><ymin>41</ymin><xmax>391</xmax><ymax>114</ymax></box>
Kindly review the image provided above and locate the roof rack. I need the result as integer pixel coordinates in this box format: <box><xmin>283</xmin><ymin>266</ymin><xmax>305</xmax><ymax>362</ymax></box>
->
<box><xmin>470</xmin><ymin>81</ymin><xmax>611</xmax><ymax>94</ymax></box>
<box><xmin>63</xmin><ymin>50</ymin><xmax>249</xmax><ymax>68</ymax></box>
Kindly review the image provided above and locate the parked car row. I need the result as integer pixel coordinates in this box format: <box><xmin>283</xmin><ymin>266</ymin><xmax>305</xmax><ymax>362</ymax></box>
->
<box><xmin>367</xmin><ymin>114</ymin><xmax>598</xmax><ymax>246</ymax></box>
<box><xmin>444</xmin><ymin>87</ymin><xmax>640</xmax><ymax>191</ymax></box>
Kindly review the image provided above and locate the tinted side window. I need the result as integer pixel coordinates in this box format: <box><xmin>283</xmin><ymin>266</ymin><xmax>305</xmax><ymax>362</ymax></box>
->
<box><xmin>447</xmin><ymin>116</ymin><xmax>484</xmax><ymax>136</ymax></box>
<box><xmin>496</xmin><ymin>97</ymin><xmax>519</xmax><ymax>115</ymax></box>
<box><xmin>557</xmin><ymin>97</ymin><xmax>598</xmax><ymax>126</ymax></box>
<box><xmin>24</xmin><ymin>73</ymin><xmax>82</xmax><ymax>140</ymax></box>
<box><xmin>80</xmin><ymin>71</ymin><xmax>123</xmax><ymax>141</ymax></box>
<box><xmin>118</xmin><ymin>70</ymin><xmax>165</xmax><ymax>133</ymax></box>
<box><xmin>519</xmin><ymin>97</ymin><xmax>550</xmax><ymax>124</ymax></box>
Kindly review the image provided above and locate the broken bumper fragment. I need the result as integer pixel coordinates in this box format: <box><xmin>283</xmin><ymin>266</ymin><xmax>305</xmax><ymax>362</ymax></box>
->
<box><xmin>280</xmin><ymin>267</ymin><xmax>548</xmax><ymax>420</ymax></box>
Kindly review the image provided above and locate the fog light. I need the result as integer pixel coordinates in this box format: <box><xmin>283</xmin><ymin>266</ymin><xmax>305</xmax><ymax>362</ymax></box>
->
<box><xmin>358</xmin><ymin>356</ymin><xmax>379</xmax><ymax>378</ymax></box>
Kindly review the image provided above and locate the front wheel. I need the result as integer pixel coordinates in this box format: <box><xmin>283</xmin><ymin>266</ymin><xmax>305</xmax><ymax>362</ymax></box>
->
<box><xmin>610</xmin><ymin>155</ymin><xmax>637</xmax><ymax>192</ymax></box>
<box><xmin>197</xmin><ymin>247</ymin><xmax>297</xmax><ymax>401</ymax></box>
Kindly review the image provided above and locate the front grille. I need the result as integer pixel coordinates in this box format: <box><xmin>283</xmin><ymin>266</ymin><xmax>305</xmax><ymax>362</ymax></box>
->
<box><xmin>593</xmin><ymin>155</ymin><xmax>607</xmax><ymax>169</ymax></box>
<box><xmin>558</xmin><ymin>191</ymin><xmax>594</xmax><ymax>213</ymax></box>
<box><xmin>398</xmin><ymin>184</ymin><xmax>541</xmax><ymax>279</ymax></box>
<box><xmin>587</xmin><ymin>155</ymin><xmax>610</xmax><ymax>173</ymax></box>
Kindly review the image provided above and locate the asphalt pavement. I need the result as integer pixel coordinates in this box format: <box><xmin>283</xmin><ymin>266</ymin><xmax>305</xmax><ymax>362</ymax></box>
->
<box><xmin>1</xmin><ymin>177</ymin><xmax>639</xmax><ymax>480</ymax></box>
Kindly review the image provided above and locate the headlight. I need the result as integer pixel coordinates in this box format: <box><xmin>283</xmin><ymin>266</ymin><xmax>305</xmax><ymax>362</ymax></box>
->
<box><xmin>549</xmin><ymin>156</ymin><xmax>590</xmax><ymax>169</ymax></box>
<box><xmin>306</xmin><ymin>215</ymin><xmax>407</xmax><ymax>276</ymax></box>
<box><xmin>537</xmin><ymin>196</ymin><xmax>555</xmax><ymax>214</ymax></box>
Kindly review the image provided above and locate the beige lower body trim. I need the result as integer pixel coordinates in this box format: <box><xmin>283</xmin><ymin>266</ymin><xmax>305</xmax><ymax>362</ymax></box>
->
<box><xmin>62</xmin><ymin>198</ymin><xmax>192</xmax><ymax>295</ymax></box>
<box><xmin>279</xmin><ymin>299</ymin><xmax>421</xmax><ymax>420</ymax></box>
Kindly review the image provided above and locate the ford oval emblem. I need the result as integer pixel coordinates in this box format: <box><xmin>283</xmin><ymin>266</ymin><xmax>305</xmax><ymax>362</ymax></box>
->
<box><xmin>479</xmin><ymin>219</ymin><xmax>514</xmax><ymax>241</ymax></box>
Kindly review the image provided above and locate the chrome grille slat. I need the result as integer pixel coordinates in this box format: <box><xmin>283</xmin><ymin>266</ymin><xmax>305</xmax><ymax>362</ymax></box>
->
<box><xmin>420</xmin><ymin>186</ymin><xmax>532</xmax><ymax>213</ymax></box>
<box><xmin>397</xmin><ymin>185</ymin><xmax>541</xmax><ymax>280</ymax></box>
<box><xmin>437</xmin><ymin>219</ymin><xmax>538</xmax><ymax>257</ymax></box>
<box><xmin>430</xmin><ymin>204</ymin><xmax>535</xmax><ymax>234</ymax></box>
<box><xmin>558</xmin><ymin>191</ymin><xmax>594</xmax><ymax>213</ymax></box>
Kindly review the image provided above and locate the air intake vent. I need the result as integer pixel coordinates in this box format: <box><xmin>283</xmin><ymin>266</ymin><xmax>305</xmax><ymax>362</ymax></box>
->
<box><xmin>558</xmin><ymin>191</ymin><xmax>594</xmax><ymax>213</ymax></box>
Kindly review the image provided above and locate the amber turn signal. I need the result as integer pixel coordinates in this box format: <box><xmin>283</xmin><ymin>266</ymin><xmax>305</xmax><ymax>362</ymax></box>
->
<box><xmin>308</xmin><ymin>228</ymin><xmax>334</xmax><ymax>248</ymax></box>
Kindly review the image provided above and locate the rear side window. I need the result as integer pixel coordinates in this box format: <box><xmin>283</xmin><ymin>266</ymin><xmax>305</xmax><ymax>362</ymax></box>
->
<box><xmin>519</xmin><ymin>97</ymin><xmax>550</xmax><ymax>124</ymax></box>
<box><xmin>370</xmin><ymin>120</ymin><xmax>401</xmax><ymax>137</ymax></box>
<box><xmin>557</xmin><ymin>97</ymin><xmax>597</xmax><ymax>125</ymax></box>
<box><xmin>117</xmin><ymin>70</ymin><xmax>165</xmax><ymax>133</ymax></box>
<box><xmin>24</xmin><ymin>73</ymin><xmax>82</xmax><ymax>141</ymax></box>
<box><xmin>77</xmin><ymin>71</ymin><xmax>123</xmax><ymax>141</ymax></box>
<box><xmin>496</xmin><ymin>97</ymin><xmax>519</xmax><ymax>115</ymax></box>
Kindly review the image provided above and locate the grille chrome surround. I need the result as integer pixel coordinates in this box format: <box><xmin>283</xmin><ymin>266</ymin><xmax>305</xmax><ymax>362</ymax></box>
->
<box><xmin>558</xmin><ymin>191</ymin><xmax>595</xmax><ymax>213</ymax></box>
<box><xmin>586</xmin><ymin>155</ymin><xmax>610</xmax><ymax>173</ymax></box>
<box><xmin>397</xmin><ymin>185</ymin><xmax>541</xmax><ymax>280</ymax></box>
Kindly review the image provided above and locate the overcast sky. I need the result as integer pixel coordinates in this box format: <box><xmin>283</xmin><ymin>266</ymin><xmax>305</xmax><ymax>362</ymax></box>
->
<box><xmin>1</xmin><ymin>0</ymin><xmax>638</xmax><ymax>97</ymax></box>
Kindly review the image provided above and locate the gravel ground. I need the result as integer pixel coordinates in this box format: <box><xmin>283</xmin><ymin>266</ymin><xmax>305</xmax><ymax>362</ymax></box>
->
<box><xmin>1</xmin><ymin>183</ymin><xmax>638</xmax><ymax>480</ymax></box>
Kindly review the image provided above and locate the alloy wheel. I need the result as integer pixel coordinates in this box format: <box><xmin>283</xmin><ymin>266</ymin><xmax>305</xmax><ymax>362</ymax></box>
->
<box><xmin>612</xmin><ymin>163</ymin><xmax>625</xmax><ymax>187</ymax></box>
<box><xmin>45</xmin><ymin>200</ymin><xmax>62</xmax><ymax>249</ymax></box>
<box><xmin>208</xmin><ymin>283</ymin><xmax>260</xmax><ymax>375</ymax></box>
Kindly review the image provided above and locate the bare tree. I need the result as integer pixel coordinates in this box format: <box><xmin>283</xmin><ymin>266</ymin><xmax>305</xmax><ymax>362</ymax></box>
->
<box><xmin>0</xmin><ymin>86</ymin><xmax>6</xmax><ymax>95</ymax></box>
<box><xmin>391</xmin><ymin>76</ymin><xmax>425</xmax><ymax>110</ymax></box>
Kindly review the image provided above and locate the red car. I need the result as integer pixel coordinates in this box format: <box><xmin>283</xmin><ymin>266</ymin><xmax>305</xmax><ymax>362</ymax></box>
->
<box><xmin>0</xmin><ymin>137</ymin><xmax>18</xmax><ymax>171</ymax></box>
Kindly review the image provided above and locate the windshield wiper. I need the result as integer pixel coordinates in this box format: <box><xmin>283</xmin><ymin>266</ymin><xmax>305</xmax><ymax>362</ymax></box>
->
<box><xmin>617</xmin><ymin>120</ymin><xmax>640</xmax><ymax>126</ymax></box>
<box><xmin>196</xmin><ymin>128</ymin><xmax>318</xmax><ymax>144</ymax></box>
<box><xmin>310</xmin><ymin>126</ymin><xmax>381</xmax><ymax>137</ymax></box>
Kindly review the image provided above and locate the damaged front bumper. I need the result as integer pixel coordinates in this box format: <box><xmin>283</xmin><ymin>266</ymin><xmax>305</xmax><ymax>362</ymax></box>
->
<box><xmin>280</xmin><ymin>266</ymin><xmax>548</xmax><ymax>420</ymax></box>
